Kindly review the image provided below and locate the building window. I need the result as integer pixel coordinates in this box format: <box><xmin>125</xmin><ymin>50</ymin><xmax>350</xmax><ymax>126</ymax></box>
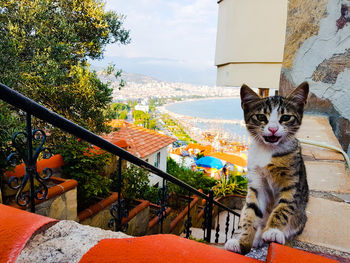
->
<box><xmin>154</xmin><ymin>152</ymin><xmax>160</xmax><ymax>167</ymax></box>
<box><xmin>258</xmin><ymin>88</ymin><xmax>270</xmax><ymax>98</ymax></box>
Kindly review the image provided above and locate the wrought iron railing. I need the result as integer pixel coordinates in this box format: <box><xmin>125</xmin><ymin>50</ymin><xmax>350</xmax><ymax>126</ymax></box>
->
<box><xmin>0</xmin><ymin>83</ymin><xmax>240</xmax><ymax>243</ymax></box>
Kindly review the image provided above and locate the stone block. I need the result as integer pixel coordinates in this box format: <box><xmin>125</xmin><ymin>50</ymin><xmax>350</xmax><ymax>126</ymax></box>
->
<box><xmin>297</xmin><ymin>115</ymin><xmax>344</xmax><ymax>161</ymax></box>
<box><xmin>64</xmin><ymin>188</ymin><xmax>77</xmax><ymax>221</ymax></box>
<box><xmin>49</xmin><ymin>195</ymin><xmax>66</xmax><ymax>220</ymax></box>
<box><xmin>126</xmin><ymin>206</ymin><xmax>149</xmax><ymax>236</ymax></box>
<box><xmin>306</xmin><ymin>161</ymin><xmax>350</xmax><ymax>193</ymax></box>
<box><xmin>89</xmin><ymin>209</ymin><xmax>112</xmax><ymax>230</ymax></box>
<box><xmin>297</xmin><ymin>197</ymin><xmax>350</xmax><ymax>253</ymax></box>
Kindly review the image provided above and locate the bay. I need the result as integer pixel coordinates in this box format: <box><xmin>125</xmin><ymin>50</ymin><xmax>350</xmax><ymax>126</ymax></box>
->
<box><xmin>165</xmin><ymin>98</ymin><xmax>244</xmax><ymax>120</ymax></box>
<box><xmin>165</xmin><ymin>98</ymin><xmax>248</xmax><ymax>139</ymax></box>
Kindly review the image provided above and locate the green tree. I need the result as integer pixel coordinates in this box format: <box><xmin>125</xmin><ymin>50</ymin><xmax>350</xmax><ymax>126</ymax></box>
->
<box><xmin>132</xmin><ymin>110</ymin><xmax>157</xmax><ymax>130</ymax></box>
<box><xmin>133</xmin><ymin>110</ymin><xmax>149</xmax><ymax>126</ymax></box>
<box><xmin>105</xmin><ymin>102</ymin><xmax>129</xmax><ymax>120</ymax></box>
<box><xmin>166</xmin><ymin>157</ymin><xmax>216</xmax><ymax>195</ymax></box>
<box><xmin>0</xmin><ymin>0</ymin><xmax>130</xmax><ymax>133</ymax></box>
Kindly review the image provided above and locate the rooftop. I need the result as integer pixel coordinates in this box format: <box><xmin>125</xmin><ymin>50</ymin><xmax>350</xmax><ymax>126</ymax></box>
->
<box><xmin>105</xmin><ymin>120</ymin><xmax>177</xmax><ymax>158</ymax></box>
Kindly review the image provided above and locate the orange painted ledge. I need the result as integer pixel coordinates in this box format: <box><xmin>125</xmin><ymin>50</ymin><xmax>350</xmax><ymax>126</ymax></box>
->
<box><xmin>79</xmin><ymin>234</ymin><xmax>263</xmax><ymax>263</ymax></box>
<box><xmin>0</xmin><ymin>204</ymin><xmax>57</xmax><ymax>263</ymax></box>
<box><xmin>148</xmin><ymin>204</ymin><xmax>172</xmax><ymax>229</ymax></box>
<box><xmin>122</xmin><ymin>199</ymin><xmax>150</xmax><ymax>225</ymax></box>
<box><xmin>5</xmin><ymin>154</ymin><xmax>64</xmax><ymax>179</ymax></box>
<box><xmin>78</xmin><ymin>192</ymin><xmax>119</xmax><ymax>222</ymax></box>
<box><xmin>170</xmin><ymin>195</ymin><xmax>200</xmax><ymax>231</ymax></box>
<box><xmin>9</xmin><ymin>176</ymin><xmax>78</xmax><ymax>210</ymax></box>
<box><xmin>267</xmin><ymin>243</ymin><xmax>339</xmax><ymax>263</ymax></box>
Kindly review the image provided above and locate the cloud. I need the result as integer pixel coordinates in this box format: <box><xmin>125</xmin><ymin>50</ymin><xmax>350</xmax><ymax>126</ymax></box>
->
<box><xmin>102</xmin><ymin>0</ymin><xmax>218</xmax><ymax>72</ymax></box>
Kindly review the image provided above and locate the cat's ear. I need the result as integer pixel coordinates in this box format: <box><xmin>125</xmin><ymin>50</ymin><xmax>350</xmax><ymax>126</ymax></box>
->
<box><xmin>287</xmin><ymin>82</ymin><xmax>309</xmax><ymax>105</ymax></box>
<box><xmin>240</xmin><ymin>84</ymin><xmax>260</xmax><ymax>109</ymax></box>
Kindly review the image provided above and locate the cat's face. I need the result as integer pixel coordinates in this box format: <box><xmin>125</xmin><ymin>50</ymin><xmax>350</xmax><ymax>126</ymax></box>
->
<box><xmin>240</xmin><ymin>82</ymin><xmax>309</xmax><ymax>146</ymax></box>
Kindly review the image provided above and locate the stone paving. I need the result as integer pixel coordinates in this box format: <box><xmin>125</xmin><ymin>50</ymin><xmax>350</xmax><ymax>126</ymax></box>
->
<box><xmin>295</xmin><ymin>115</ymin><xmax>350</xmax><ymax>257</ymax></box>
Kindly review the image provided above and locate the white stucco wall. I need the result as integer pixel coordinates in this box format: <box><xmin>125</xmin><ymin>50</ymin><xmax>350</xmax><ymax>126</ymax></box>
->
<box><xmin>143</xmin><ymin>147</ymin><xmax>168</xmax><ymax>186</ymax></box>
<box><xmin>215</xmin><ymin>0</ymin><xmax>288</xmax><ymax>89</ymax></box>
<box><xmin>217</xmin><ymin>63</ymin><xmax>282</xmax><ymax>89</ymax></box>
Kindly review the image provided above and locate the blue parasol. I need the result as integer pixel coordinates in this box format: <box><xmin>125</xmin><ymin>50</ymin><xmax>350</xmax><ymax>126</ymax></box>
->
<box><xmin>195</xmin><ymin>156</ymin><xmax>223</xmax><ymax>170</ymax></box>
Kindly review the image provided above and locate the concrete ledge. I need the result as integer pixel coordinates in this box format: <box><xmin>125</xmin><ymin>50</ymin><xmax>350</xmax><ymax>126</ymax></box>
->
<box><xmin>305</xmin><ymin>161</ymin><xmax>350</xmax><ymax>193</ymax></box>
<box><xmin>298</xmin><ymin>197</ymin><xmax>350</xmax><ymax>253</ymax></box>
<box><xmin>16</xmin><ymin>220</ymin><xmax>130</xmax><ymax>263</ymax></box>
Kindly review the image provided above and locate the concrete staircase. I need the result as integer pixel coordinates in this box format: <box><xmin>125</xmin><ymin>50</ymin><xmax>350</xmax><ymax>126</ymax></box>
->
<box><xmin>186</xmin><ymin>210</ymin><xmax>241</xmax><ymax>244</ymax></box>
<box><xmin>293</xmin><ymin>115</ymin><xmax>350</xmax><ymax>258</ymax></box>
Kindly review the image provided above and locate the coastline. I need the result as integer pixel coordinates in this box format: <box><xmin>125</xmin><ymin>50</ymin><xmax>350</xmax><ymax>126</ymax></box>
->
<box><xmin>159</xmin><ymin>96</ymin><xmax>244</xmax><ymax>125</ymax></box>
<box><xmin>158</xmin><ymin>96</ymin><xmax>248</xmax><ymax>146</ymax></box>
<box><xmin>162</xmin><ymin>95</ymin><xmax>240</xmax><ymax>111</ymax></box>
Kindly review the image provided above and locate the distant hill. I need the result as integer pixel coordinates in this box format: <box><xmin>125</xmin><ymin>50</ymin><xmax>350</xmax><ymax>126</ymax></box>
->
<box><xmin>121</xmin><ymin>72</ymin><xmax>160</xmax><ymax>84</ymax></box>
<box><xmin>96</xmin><ymin>70</ymin><xmax>161</xmax><ymax>85</ymax></box>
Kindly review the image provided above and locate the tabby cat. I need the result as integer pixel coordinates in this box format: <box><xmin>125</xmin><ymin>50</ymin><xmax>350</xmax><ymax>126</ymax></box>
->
<box><xmin>225</xmin><ymin>82</ymin><xmax>309</xmax><ymax>254</ymax></box>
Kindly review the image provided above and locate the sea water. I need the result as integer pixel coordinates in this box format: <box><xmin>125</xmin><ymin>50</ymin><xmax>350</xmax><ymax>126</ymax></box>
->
<box><xmin>165</xmin><ymin>98</ymin><xmax>243</xmax><ymax>120</ymax></box>
<box><xmin>165</xmin><ymin>98</ymin><xmax>248</xmax><ymax>139</ymax></box>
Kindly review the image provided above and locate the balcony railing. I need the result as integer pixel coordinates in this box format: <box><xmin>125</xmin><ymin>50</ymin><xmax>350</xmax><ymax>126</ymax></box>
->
<box><xmin>0</xmin><ymin>83</ymin><xmax>240</xmax><ymax>243</ymax></box>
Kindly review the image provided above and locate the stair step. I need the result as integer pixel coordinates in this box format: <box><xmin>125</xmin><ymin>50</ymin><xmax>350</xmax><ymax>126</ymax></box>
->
<box><xmin>297</xmin><ymin>196</ymin><xmax>350</xmax><ymax>254</ymax></box>
<box><xmin>305</xmin><ymin>161</ymin><xmax>350</xmax><ymax>194</ymax></box>
<box><xmin>183</xmin><ymin>211</ymin><xmax>241</xmax><ymax>244</ymax></box>
<box><xmin>297</xmin><ymin>115</ymin><xmax>344</xmax><ymax>161</ymax></box>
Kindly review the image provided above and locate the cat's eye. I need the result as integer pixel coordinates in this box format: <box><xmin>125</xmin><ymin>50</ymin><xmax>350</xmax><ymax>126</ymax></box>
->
<box><xmin>256</xmin><ymin>114</ymin><xmax>268</xmax><ymax>122</ymax></box>
<box><xmin>280</xmin><ymin>115</ymin><xmax>292</xmax><ymax>122</ymax></box>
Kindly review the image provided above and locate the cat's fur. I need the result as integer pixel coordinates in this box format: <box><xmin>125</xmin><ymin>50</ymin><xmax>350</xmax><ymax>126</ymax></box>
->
<box><xmin>225</xmin><ymin>82</ymin><xmax>309</xmax><ymax>254</ymax></box>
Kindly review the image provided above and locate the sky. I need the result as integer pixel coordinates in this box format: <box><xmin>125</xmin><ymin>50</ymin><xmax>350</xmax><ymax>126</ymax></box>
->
<box><xmin>91</xmin><ymin>0</ymin><xmax>219</xmax><ymax>86</ymax></box>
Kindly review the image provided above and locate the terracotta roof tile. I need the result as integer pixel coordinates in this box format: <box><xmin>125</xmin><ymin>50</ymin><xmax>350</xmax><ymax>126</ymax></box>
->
<box><xmin>106</xmin><ymin>120</ymin><xmax>177</xmax><ymax>158</ymax></box>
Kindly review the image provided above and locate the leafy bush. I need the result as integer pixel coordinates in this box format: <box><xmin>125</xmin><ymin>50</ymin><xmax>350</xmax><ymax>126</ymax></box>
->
<box><xmin>57</xmin><ymin>138</ymin><xmax>112</xmax><ymax>211</ymax></box>
<box><xmin>166</xmin><ymin>157</ymin><xmax>216</xmax><ymax>195</ymax></box>
<box><xmin>111</xmin><ymin>164</ymin><xmax>159</xmax><ymax>203</ymax></box>
<box><xmin>0</xmin><ymin>103</ymin><xmax>23</xmax><ymax>174</ymax></box>
<box><xmin>212</xmin><ymin>172</ymin><xmax>248</xmax><ymax>198</ymax></box>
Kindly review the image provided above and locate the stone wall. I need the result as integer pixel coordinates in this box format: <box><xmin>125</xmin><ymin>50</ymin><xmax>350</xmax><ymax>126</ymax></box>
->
<box><xmin>279</xmin><ymin>0</ymin><xmax>350</xmax><ymax>152</ymax></box>
<box><xmin>80</xmin><ymin>203</ymin><xmax>115</xmax><ymax>230</ymax></box>
<box><xmin>35</xmin><ymin>188</ymin><xmax>78</xmax><ymax>221</ymax></box>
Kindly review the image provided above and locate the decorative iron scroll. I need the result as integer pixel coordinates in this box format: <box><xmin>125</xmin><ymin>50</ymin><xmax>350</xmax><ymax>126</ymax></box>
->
<box><xmin>7</xmin><ymin>114</ymin><xmax>52</xmax><ymax>212</ymax></box>
<box><xmin>108</xmin><ymin>198</ymin><xmax>129</xmax><ymax>232</ymax></box>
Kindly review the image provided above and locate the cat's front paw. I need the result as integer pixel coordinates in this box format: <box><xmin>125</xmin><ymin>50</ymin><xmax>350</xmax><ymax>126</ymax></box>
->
<box><xmin>225</xmin><ymin>238</ymin><xmax>241</xmax><ymax>253</ymax></box>
<box><xmin>262</xmin><ymin>228</ymin><xmax>285</xmax><ymax>244</ymax></box>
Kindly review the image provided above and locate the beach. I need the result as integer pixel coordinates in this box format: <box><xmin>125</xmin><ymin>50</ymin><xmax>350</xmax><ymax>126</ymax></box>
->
<box><xmin>158</xmin><ymin>97</ymin><xmax>248</xmax><ymax>146</ymax></box>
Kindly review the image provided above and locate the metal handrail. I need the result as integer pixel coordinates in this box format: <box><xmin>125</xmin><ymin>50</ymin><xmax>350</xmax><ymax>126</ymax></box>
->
<box><xmin>0</xmin><ymin>83</ymin><xmax>240</xmax><ymax>217</ymax></box>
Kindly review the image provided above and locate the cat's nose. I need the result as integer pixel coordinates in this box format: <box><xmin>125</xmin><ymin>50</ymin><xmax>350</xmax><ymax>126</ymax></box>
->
<box><xmin>268</xmin><ymin>127</ymin><xmax>279</xmax><ymax>134</ymax></box>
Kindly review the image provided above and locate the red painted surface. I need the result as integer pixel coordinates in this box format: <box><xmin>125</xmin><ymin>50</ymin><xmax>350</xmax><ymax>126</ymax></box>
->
<box><xmin>170</xmin><ymin>195</ymin><xmax>200</xmax><ymax>231</ymax></box>
<box><xmin>266</xmin><ymin>243</ymin><xmax>339</xmax><ymax>263</ymax></box>
<box><xmin>148</xmin><ymin>204</ymin><xmax>172</xmax><ymax>229</ymax></box>
<box><xmin>0</xmin><ymin>204</ymin><xmax>57</xmax><ymax>263</ymax></box>
<box><xmin>9</xmin><ymin>177</ymin><xmax>78</xmax><ymax>210</ymax></box>
<box><xmin>78</xmin><ymin>192</ymin><xmax>119</xmax><ymax>222</ymax></box>
<box><xmin>79</xmin><ymin>234</ymin><xmax>263</xmax><ymax>263</ymax></box>
<box><xmin>5</xmin><ymin>154</ymin><xmax>64</xmax><ymax>178</ymax></box>
<box><xmin>121</xmin><ymin>199</ymin><xmax>150</xmax><ymax>225</ymax></box>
